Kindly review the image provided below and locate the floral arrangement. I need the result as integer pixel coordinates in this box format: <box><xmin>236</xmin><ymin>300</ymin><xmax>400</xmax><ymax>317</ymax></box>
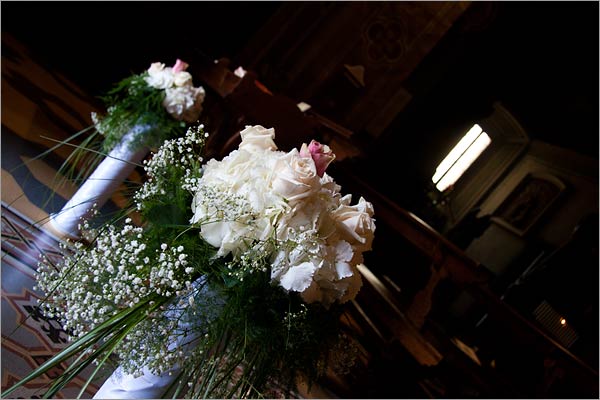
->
<box><xmin>5</xmin><ymin>126</ymin><xmax>375</xmax><ymax>396</ymax></box>
<box><xmin>189</xmin><ymin>126</ymin><xmax>373</xmax><ymax>306</ymax></box>
<box><xmin>91</xmin><ymin>59</ymin><xmax>205</xmax><ymax>152</ymax></box>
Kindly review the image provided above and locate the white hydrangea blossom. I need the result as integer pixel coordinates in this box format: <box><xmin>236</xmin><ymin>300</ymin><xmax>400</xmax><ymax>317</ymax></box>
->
<box><xmin>163</xmin><ymin>86</ymin><xmax>205</xmax><ymax>123</ymax></box>
<box><xmin>145</xmin><ymin>61</ymin><xmax>205</xmax><ymax>123</ymax></box>
<box><xmin>189</xmin><ymin>125</ymin><xmax>376</xmax><ymax>306</ymax></box>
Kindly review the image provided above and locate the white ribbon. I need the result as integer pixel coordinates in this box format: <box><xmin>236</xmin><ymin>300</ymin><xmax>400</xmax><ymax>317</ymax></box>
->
<box><xmin>94</xmin><ymin>278</ymin><xmax>220</xmax><ymax>399</ymax></box>
<box><xmin>49</xmin><ymin>126</ymin><xmax>150</xmax><ymax>238</ymax></box>
<box><xmin>93</xmin><ymin>365</ymin><xmax>180</xmax><ymax>400</ymax></box>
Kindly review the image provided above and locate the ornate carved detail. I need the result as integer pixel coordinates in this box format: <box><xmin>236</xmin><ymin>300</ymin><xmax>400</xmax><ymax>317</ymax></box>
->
<box><xmin>364</xmin><ymin>18</ymin><xmax>407</xmax><ymax>64</ymax></box>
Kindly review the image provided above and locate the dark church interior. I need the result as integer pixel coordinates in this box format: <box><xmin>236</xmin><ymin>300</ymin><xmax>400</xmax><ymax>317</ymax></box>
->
<box><xmin>2</xmin><ymin>1</ymin><xmax>598</xmax><ymax>398</ymax></box>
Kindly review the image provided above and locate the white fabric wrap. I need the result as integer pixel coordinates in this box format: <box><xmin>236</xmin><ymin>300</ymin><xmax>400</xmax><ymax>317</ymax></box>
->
<box><xmin>49</xmin><ymin>125</ymin><xmax>150</xmax><ymax>238</ymax></box>
<box><xmin>93</xmin><ymin>323</ymin><xmax>196</xmax><ymax>400</ymax></box>
<box><xmin>93</xmin><ymin>277</ymin><xmax>218</xmax><ymax>399</ymax></box>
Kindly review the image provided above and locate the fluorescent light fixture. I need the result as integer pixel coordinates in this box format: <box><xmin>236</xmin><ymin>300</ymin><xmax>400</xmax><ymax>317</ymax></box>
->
<box><xmin>432</xmin><ymin>124</ymin><xmax>492</xmax><ymax>192</ymax></box>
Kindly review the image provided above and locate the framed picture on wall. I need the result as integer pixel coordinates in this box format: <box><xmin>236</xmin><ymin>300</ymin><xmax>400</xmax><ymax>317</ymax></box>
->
<box><xmin>491</xmin><ymin>172</ymin><xmax>566</xmax><ymax>236</ymax></box>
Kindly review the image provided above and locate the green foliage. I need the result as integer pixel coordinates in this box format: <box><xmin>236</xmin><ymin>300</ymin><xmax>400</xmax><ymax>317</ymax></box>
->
<box><xmin>176</xmin><ymin>265</ymin><xmax>345</xmax><ymax>398</ymax></box>
<box><xmin>94</xmin><ymin>73</ymin><xmax>187</xmax><ymax>152</ymax></box>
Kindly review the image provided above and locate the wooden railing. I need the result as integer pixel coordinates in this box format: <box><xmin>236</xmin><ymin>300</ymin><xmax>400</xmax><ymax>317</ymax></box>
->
<box><xmin>331</xmin><ymin>165</ymin><xmax>599</xmax><ymax>398</ymax></box>
<box><xmin>194</xmin><ymin>59</ymin><xmax>598</xmax><ymax>398</ymax></box>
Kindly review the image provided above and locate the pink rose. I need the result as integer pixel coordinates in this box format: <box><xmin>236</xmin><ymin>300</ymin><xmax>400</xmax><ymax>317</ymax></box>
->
<box><xmin>172</xmin><ymin>59</ymin><xmax>189</xmax><ymax>73</ymax></box>
<box><xmin>300</xmin><ymin>140</ymin><xmax>335</xmax><ymax>177</ymax></box>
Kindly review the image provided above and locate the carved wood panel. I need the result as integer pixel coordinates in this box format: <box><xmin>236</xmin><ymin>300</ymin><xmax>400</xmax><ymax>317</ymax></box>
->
<box><xmin>239</xmin><ymin>2</ymin><xmax>470</xmax><ymax>138</ymax></box>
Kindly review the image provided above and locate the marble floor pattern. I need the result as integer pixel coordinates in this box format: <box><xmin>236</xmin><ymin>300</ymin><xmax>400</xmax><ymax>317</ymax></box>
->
<box><xmin>1</xmin><ymin>34</ymin><xmax>129</xmax><ymax>399</ymax></box>
<box><xmin>1</xmin><ymin>204</ymin><xmax>105</xmax><ymax>398</ymax></box>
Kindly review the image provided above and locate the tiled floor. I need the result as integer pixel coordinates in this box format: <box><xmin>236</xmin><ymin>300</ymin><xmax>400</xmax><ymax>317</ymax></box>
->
<box><xmin>1</xmin><ymin>205</ymin><xmax>104</xmax><ymax>398</ymax></box>
<box><xmin>1</xmin><ymin>35</ymin><xmax>131</xmax><ymax>398</ymax></box>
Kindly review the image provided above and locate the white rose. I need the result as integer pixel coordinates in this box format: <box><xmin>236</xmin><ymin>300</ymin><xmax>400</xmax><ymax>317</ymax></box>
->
<box><xmin>173</xmin><ymin>71</ymin><xmax>193</xmax><ymax>87</ymax></box>
<box><xmin>147</xmin><ymin>62</ymin><xmax>165</xmax><ymax>74</ymax></box>
<box><xmin>320</xmin><ymin>172</ymin><xmax>341</xmax><ymax>197</ymax></box>
<box><xmin>238</xmin><ymin>125</ymin><xmax>277</xmax><ymax>153</ymax></box>
<box><xmin>145</xmin><ymin>63</ymin><xmax>174</xmax><ymax>89</ymax></box>
<box><xmin>272</xmin><ymin>149</ymin><xmax>320</xmax><ymax>205</ymax></box>
<box><xmin>332</xmin><ymin>196</ymin><xmax>376</xmax><ymax>252</ymax></box>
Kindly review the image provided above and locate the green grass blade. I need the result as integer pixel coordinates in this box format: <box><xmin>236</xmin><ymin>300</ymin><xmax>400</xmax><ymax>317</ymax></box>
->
<box><xmin>1</xmin><ymin>297</ymin><xmax>164</xmax><ymax>397</ymax></box>
<box><xmin>8</xmin><ymin>126</ymin><xmax>95</xmax><ymax>175</ymax></box>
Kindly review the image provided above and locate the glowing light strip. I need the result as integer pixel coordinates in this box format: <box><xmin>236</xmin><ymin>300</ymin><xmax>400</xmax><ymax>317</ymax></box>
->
<box><xmin>435</xmin><ymin>131</ymin><xmax>491</xmax><ymax>192</ymax></box>
<box><xmin>432</xmin><ymin>124</ymin><xmax>483</xmax><ymax>184</ymax></box>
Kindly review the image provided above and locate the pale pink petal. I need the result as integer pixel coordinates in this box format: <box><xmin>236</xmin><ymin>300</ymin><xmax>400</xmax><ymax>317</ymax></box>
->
<box><xmin>172</xmin><ymin>59</ymin><xmax>189</xmax><ymax>73</ymax></box>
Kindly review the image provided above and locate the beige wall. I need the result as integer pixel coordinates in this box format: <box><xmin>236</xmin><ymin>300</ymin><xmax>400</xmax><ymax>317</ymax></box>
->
<box><xmin>466</xmin><ymin>140</ymin><xmax>598</xmax><ymax>276</ymax></box>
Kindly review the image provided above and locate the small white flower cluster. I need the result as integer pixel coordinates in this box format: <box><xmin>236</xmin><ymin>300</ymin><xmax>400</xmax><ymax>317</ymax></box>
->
<box><xmin>90</xmin><ymin>111</ymin><xmax>102</xmax><ymax>132</ymax></box>
<box><xmin>191</xmin><ymin>185</ymin><xmax>253</xmax><ymax>226</ymax></box>
<box><xmin>115</xmin><ymin>277</ymin><xmax>221</xmax><ymax>376</ymax></box>
<box><xmin>90</xmin><ymin>107</ymin><xmax>129</xmax><ymax>138</ymax></box>
<box><xmin>283</xmin><ymin>303</ymin><xmax>309</xmax><ymax>328</ymax></box>
<box><xmin>36</xmin><ymin>218</ymin><xmax>195</xmax><ymax>340</ymax></box>
<box><xmin>115</xmin><ymin>315</ymin><xmax>205</xmax><ymax>377</ymax></box>
<box><xmin>145</xmin><ymin>60</ymin><xmax>205</xmax><ymax>123</ymax></box>
<box><xmin>190</xmin><ymin>125</ymin><xmax>376</xmax><ymax>306</ymax></box>
<box><xmin>226</xmin><ymin>239</ymin><xmax>275</xmax><ymax>281</ymax></box>
<box><xmin>135</xmin><ymin>125</ymin><xmax>207</xmax><ymax>211</ymax></box>
<box><xmin>150</xmin><ymin>244</ymin><xmax>191</xmax><ymax>297</ymax></box>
